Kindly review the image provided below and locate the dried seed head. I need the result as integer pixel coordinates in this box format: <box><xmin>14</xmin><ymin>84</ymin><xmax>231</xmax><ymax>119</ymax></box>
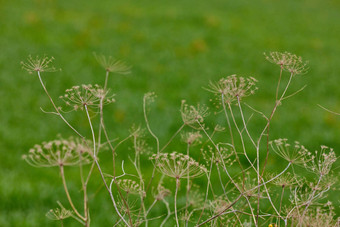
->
<box><xmin>206</xmin><ymin>75</ymin><xmax>258</xmax><ymax>106</ymax></box>
<box><xmin>305</xmin><ymin>146</ymin><xmax>336</xmax><ymax>176</ymax></box>
<box><xmin>287</xmin><ymin>204</ymin><xmax>337</xmax><ymax>226</ymax></box>
<box><xmin>59</xmin><ymin>84</ymin><xmax>115</xmax><ymax>111</ymax></box>
<box><xmin>21</xmin><ymin>55</ymin><xmax>60</xmax><ymax>74</ymax></box>
<box><xmin>268</xmin><ymin>172</ymin><xmax>302</xmax><ymax>188</ymax></box>
<box><xmin>180</xmin><ymin>100</ymin><xmax>209</xmax><ymax>128</ymax></box>
<box><xmin>269</xmin><ymin>138</ymin><xmax>313</xmax><ymax>166</ymax></box>
<box><xmin>209</xmin><ymin>195</ymin><xmax>231</xmax><ymax>215</ymax></box>
<box><xmin>213</xmin><ymin>124</ymin><xmax>225</xmax><ymax>132</ymax></box>
<box><xmin>129</xmin><ymin>124</ymin><xmax>145</xmax><ymax>138</ymax></box>
<box><xmin>22</xmin><ymin>137</ymin><xmax>92</xmax><ymax>167</ymax></box>
<box><xmin>149</xmin><ymin>152</ymin><xmax>207</xmax><ymax>179</ymax></box>
<box><xmin>116</xmin><ymin>179</ymin><xmax>144</xmax><ymax>195</ymax></box>
<box><xmin>46</xmin><ymin>206</ymin><xmax>72</xmax><ymax>221</ymax></box>
<box><xmin>143</xmin><ymin>92</ymin><xmax>157</xmax><ymax>113</ymax></box>
<box><xmin>264</xmin><ymin>51</ymin><xmax>309</xmax><ymax>75</ymax></box>
<box><xmin>133</xmin><ymin>139</ymin><xmax>152</xmax><ymax>155</ymax></box>
<box><xmin>116</xmin><ymin>196</ymin><xmax>139</xmax><ymax>217</ymax></box>
<box><xmin>128</xmin><ymin>125</ymin><xmax>151</xmax><ymax>155</ymax></box>
<box><xmin>187</xmin><ymin>184</ymin><xmax>204</xmax><ymax>208</ymax></box>
<box><xmin>237</xmin><ymin>172</ymin><xmax>261</xmax><ymax>198</ymax></box>
<box><xmin>94</xmin><ymin>53</ymin><xmax>131</xmax><ymax>74</ymax></box>
<box><xmin>201</xmin><ymin>145</ymin><xmax>235</xmax><ymax>166</ymax></box>
<box><xmin>154</xmin><ymin>184</ymin><xmax>171</xmax><ymax>201</ymax></box>
<box><xmin>181</xmin><ymin>131</ymin><xmax>202</xmax><ymax>146</ymax></box>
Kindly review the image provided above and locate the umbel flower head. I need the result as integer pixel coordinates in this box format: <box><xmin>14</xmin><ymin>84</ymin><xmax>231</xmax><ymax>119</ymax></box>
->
<box><xmin>46</xmin><ymin>204</ymin><xmax>73</xmax><ymax>221</ymax></box>
<box><xmin>22</xmin><ymin>137</ymin><xmax>93</xmax><ymax>167</ymax></box>
<box><xmin>94</xmin><ymin>53</ymin><xmax>131</xmax><ymax>74</ymax></box>
<box><xmin>201</xmin><ymin>145</ymin><xmax>235</xmax><ymax>166</ymax></box>
<box><xmin>206</xmin><ymin>75</ymin><xmax>258</xmax><ymax>106</ymax></box>
<box><xmin>237</xmin><ymin>172</ymin><xmax>262</xmax><ymax>198</ymax></box>
<box><xmin>21</xmin><ymin>55</ymin><xmax>60</xmax><ymax>74</ymax></box>
<box><xmin>268</xmin><ymin>172</ymin><xmax>302</xmax><ymax>188</ymax></box>
<box><xmin>264</xmin><ymin>51</ymin><xmax>309</xmax><ymax>75</ymax></box>
<box><xmin>305</xmin><ymin>145</ymin><xmax>336</xmax><ymax>176</ymax></box>
<box><xmin>154</xmin><ymin>184</ymin><xmax>171</xmax><ymax>201</ymax></box>
<box><xmin>180</xmin><ymin>100</ymin><xmax>209</xmax><ymax>128</ymax></box>
<box><xmin>187</xmin><ymin>184</ymin><xmax>204</xmax><ymax>208</ymax></box>
<box><xmin>116</xmin><ymin>179</ymin><xmax>144</xmax><ymax>195</ymax></box>
<box><xmin>269</xmin><ymin>138</ymin><xmax>313</xmax><ymax>166</ymax></box>
<box><xmin>59</xmin><ymin>84</ymin><xmax>115</xmax><ymax>111</ymax></box>
<box><xmin>149</xmin><ymin>152</ymin><xmax>207</xmax><ymax>179</ymax></box>
<box><xmin>143</xmin><ymin>92</ymin><xmax>157</xmax><ymax>112</ymax></box>
<box><xmin>209</xmin><ymin>195</ymin><xmax>232</xmax><ymax>215</ymax></box>
<box><xmin>291</xmin><ymin>206</ymin><xmax>338</xmax><ymax>227</ymax></box>
<box><xmin>181</xmin><ymin>131</ymin><xmax>202</xmax><ymax>146</ymax></box>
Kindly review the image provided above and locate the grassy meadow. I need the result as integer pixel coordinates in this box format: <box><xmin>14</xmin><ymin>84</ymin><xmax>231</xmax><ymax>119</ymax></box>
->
<box><xmin>0</xmin><ymin>0</ymin><xmax>339</xmax><ymax>226</ymax></box>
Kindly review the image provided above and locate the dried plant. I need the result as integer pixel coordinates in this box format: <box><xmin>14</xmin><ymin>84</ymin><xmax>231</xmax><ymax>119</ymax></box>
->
<box><xmin>21</xmin><ymin>52</ymin><xmax>338</xmax><ymax>227</ymax></box>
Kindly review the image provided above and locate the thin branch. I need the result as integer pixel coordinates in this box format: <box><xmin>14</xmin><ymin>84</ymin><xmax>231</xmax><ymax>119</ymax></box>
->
<box><xmin>318</xmin><ymin>104</ymin><xmax>340</xmax><ymax>116</ymax></box>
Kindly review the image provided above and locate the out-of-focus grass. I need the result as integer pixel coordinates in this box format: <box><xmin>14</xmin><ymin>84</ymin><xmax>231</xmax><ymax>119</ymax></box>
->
<box><xmin>0</xmin><ymin>0</ymin><xmax>339</xmax><ymax>225</ymax></box>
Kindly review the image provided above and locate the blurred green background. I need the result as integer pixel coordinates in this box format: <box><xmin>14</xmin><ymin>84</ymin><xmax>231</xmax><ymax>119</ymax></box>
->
<box><xmin>0</xmin><ymin>0</ymin><xmax>339</xmax><ymax>226</ymax></box>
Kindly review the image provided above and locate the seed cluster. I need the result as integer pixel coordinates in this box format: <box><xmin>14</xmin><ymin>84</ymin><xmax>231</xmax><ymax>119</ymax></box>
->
<box><xmin>116</xmin><ymin>179</ymin><xmax>144</xmax><ymax>195</ymax></box>
<box><xmin>180</xmin><ymin>100</ymin><xmax>209</xmax><ymax>128</ymax></box>
<box><xmin>59</xmin><ymin>84</ymin><xmax>115</xmax><ymax>111</ymax></box>
<box><xmin>269</xmin><ymin>138</ymin><xmax>313</xmax><ymax>166</ymax></box>
<box><xmin>46</xmin><ymin>206</ymin><xmax>73</xmax><ymax>221</ymax></box>
<box><xmin>206</xmin><ymin>75</ymin><xmax>258</xmax><ymax>106</ymax></box>
<box><xmin>22</xmin><ymin>137</ymin><xmax>92</xmax><ymax>167</ymax></box>
<box><xmin>21</xmin><ymin>55</ymin><xmax>59</xmax><ymax>74</ymax></box>
<box><xmin>150</xmin><ymin>152</ymin><xmax>207</xmax><ymax>179</ymax></box>
<box><xmin>94</xmin><ymin>53</ymin><xmax>131</xmax><ymax>74</ymax></box>
<box><xmin>181</xmin><ymin>131</ymin><xmax>202</xmax><ymax>146</ymax></box>
<box><xmin>264</xmin><ymin>51</ymin><xmax>309</xmax><ymax>75</ymax></box>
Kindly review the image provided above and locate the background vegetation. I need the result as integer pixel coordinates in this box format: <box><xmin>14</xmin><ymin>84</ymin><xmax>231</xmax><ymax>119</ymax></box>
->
<box><xmin>0</xmin><ymin>0</ymin><xmax>339</xmax><ymax>226</ymax></box>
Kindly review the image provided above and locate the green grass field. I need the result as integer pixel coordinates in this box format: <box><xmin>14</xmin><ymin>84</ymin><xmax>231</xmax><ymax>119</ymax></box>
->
<box><xmin>1</xmin><ymin>0</ymin><xmax>340</xmax><ymax>226</ymax></box>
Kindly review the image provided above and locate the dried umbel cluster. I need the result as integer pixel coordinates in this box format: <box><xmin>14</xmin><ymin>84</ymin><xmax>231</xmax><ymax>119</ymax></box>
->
<box><xmin>21</xmin><ymin>55</ymin><xmax>60</xmax><ymax>74</ymax></box>
<box><xmin>209</xmin><ymin>195</ymin><xmax>232</xmax><ymax>215</ymax></box>
<box><xmin>291</xmin><ymin>206</ymin><xmax>339</xmax><ymax>227</ymax></box>
<box><xmin>181</xmin><ymin>131</ymin><xmax>202</xmax><ymax>146</ymax></box>
<box><xmin>268</xmin><ymin>172</ymin><xmax>301</xmax><ymax>188</ymax></box>
<box><xmin>59</xmin><ymin>84</ymin><xmax>115</xmax><ymax>111</ymax></box>
<box><xmin>270</xmin><ymin>139</ymin><xmax>337</xmax><ymax>176</ymax></box>
<box><xmin>206</xmin><ymin>75</ymin><xmax>258</xmax><ymax>106</ymax></box>
<box><xmin>46</xmin><ymin>202</ymin><xmax>73</xmax><ymax>222</ymax></box>
<box><xmin>46</xmin><ymin>206</ymin><xmax>73</xmax><ymax>221</ymax></box>
<box><xmin>305</xmin><ymin>145</ymin><xmax>336</xmax><ymax>176</ymax></box>
<box><xmin>187</xmin><ymin>185</ymin><xmax>204</xmax><ymax>208</ymax></box>
<box><xmin>22</xmin><ymin>137</ymin><xmax>92</xmax><ymax>167</ymax></box>
<box><xmin>150</xmin><ymin>152</ymin><xmax>207</xmax><ymax>179</ymax></box>
<box><xmin>180</xmin><ymin>100</ymin><xmax>209</xmax><ymax>128</ymax></box>
<box><xmin>94</xmin><ymin>53</ymin><xmax>131</xmax><ymax>74</ymax></box>
<box><xmin>129</xmin><ymin>125</ymin><xmax>151</xmax><ymax>156</ymax></box>
<box><xmin>269</xmin><ymin>138</ymin><xmax>314</xmax><ymax>166</ymax></box>
<box><xmin>264</xmin><ymin>51</ymin><xmax>309</xmax><ymax>75</ymax></box>
<box><xmin>201</xmin><ymin>145</ymin><xmax>235</xmax><ymax>166</ymax></box>
<box><xmin>154</xmin><ymin>184</ymin><xmax>171</xmax><ymax>201</ymax></box>
<box><xmin>116</xmin><ymin>179</ymin><xmax>144</xmax><ymax>195</ymax></box>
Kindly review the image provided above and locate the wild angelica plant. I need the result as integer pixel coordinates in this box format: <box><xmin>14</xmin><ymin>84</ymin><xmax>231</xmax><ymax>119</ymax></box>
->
<box><xmin>21</xmin><ymin>52</ymin><xmax>339</xmax><ymax>227</ymax></box>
